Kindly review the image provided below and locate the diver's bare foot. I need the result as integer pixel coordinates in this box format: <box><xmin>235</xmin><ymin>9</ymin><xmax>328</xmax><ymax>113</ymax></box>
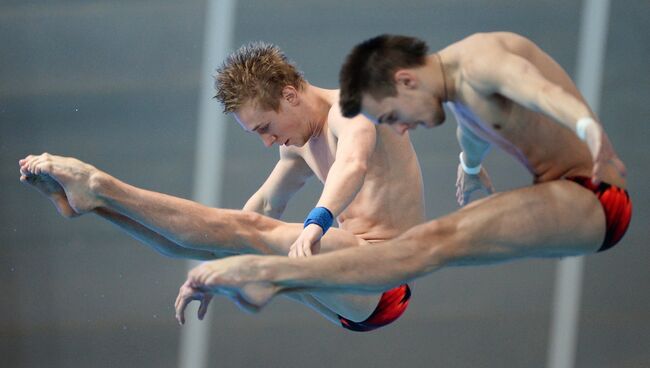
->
<box><xmin>20</xmin><ymin>173</ymin><xmax>80</xmax><ymax>218</ymax></box>
<box><xmin>19</xmin><ymin>153</ymin><xmax>104</xmax><ymax>214</ymax></box>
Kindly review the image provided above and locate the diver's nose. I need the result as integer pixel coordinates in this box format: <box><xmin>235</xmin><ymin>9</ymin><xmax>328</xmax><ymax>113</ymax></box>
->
<box><xmin>392</xmin><ymin>123</ymin><xmax>411</xmax><ymax>135</ymax></box>
<box><xmin>261</xmin><ymin>134</ymin><xmax>276</xmax><ymax>147</ymax></box>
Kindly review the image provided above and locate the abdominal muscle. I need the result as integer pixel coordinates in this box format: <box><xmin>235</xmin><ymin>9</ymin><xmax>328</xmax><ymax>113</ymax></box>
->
<box><xmin>337</xmin><ymin>127</ymin><xmax>426</xmax><ymax>242</ymax></box>
<box><xmin>337</xmin><ymin>188</ymin><xmax>425</xmax><ymax>242</ymax></box>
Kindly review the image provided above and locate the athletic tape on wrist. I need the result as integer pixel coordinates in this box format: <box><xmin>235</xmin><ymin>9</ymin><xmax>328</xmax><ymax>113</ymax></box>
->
<box><xmin>576</xmin><ymin>117</ymin><xmax>596</xmax><ymax>141</ymax></box>
<box><xmin>459</xmin><ymin>152</ymin><xmax>481</xmax><ymax>175</ymax></box>
<box><xmin>304</xmin><ymin>207</ymin><xmax>334</xmax><ymax>234</ymax></box>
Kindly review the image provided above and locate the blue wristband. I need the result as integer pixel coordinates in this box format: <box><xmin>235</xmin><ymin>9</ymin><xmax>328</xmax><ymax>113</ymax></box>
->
<box><xmin>303</xmin><ymin>207</ymin><xmax>334</xmax><ymax>234</ymax></box>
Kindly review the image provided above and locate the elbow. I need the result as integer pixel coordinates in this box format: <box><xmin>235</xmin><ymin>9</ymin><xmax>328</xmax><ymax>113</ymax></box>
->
<box><xmin>347</xmin><ymin>159</ymin><xmax>369</xmax><ymax>178</ymax></box>
<box><xmin>262</xmin><ymin>197</ymin><xmax>286</xmax><ymax>218</ymax></box>
<box><xmin>245</xmin><ymin>192</ymin><xmax>285</xmax><ymax>218</ymax></box>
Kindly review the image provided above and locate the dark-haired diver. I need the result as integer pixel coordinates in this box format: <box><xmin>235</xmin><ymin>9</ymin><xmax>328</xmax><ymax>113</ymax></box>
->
<box><xmin>173</xmin><ymin>32</ymin><xmax>631</xmax><ymax>318</ymax></box>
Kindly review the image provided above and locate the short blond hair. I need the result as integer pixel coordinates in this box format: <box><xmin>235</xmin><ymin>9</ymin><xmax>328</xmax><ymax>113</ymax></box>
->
<box><xmin>214</xmin><ymin>42</ymin><xmax>305</xmax><ymax>113</ymax></box>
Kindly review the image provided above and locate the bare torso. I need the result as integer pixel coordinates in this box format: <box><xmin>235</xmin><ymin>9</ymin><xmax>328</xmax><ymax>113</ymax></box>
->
<box><xmin>443</xmin><ymin>32</ymin><xmax>624</xmax><ymax>187</ymax></box>
<box><xmin>285</xmin><ymin>93</ymin><xmax>426</xmax><ymax>241</ymax></box>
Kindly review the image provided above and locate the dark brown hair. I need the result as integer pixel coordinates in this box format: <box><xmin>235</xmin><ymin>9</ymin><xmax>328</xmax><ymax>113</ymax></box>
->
<box><xmin>214</xmin><ymin>42</ymin><xmax>305</xmax><ymax>113</ymax></box>
<box><xmin>339</xmin><ymin>35</ymin><xmax>428</xmax><ymax>118</ymax></box>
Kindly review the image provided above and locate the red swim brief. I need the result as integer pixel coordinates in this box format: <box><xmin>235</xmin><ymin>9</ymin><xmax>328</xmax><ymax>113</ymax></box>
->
<box><xmin>338</xmin><ymin>284</ymin><xmax>411</xmax><ymax>332</ymax></box>
<box><xmin>566</xmin><ymin>176</ymin><xmax>632</xmax><ymax>252</ymax></box>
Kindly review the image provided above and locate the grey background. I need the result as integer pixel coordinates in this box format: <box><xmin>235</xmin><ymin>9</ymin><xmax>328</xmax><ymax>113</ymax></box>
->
<box><xmin>1</xmin><ymin>1</ymin><xmax>648</xmax><ymax>367</ymax></box>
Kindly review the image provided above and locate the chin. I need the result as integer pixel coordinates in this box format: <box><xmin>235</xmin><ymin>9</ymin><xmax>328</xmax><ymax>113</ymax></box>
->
<box><xmin>422</xmin><ymin>119</ymin><xmax>443</xmax><ymax>129</ymax></box>
<box><xmin>431</xmin><ymin>112</ymin><xmax>446</xmax><ymax>127</ymax></box>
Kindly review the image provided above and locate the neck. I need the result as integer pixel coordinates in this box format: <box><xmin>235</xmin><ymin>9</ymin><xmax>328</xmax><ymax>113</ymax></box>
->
<box><xmin>303</xmin><ymin>84</ymin><xmax>333</xmax><ymax>138</ymax></box>
<box><xmin>425</xmin><ymin>53</ymin><xmax>456</xmax><ymax>102</ymax></box>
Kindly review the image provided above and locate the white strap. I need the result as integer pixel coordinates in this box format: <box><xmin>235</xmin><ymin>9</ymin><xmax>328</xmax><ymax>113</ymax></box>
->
<box><xmin>459</xmin><ymin>152</ymin><xmax>481</xmax><ymax>175</ymax></box>
<box><xmin>576</xmin><ymin>117</ymin><xmax>596</xmax><ymax>141</ymax></box>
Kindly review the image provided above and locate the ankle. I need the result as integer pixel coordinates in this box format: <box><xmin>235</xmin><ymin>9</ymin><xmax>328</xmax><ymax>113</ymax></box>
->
<box><xmin>88</xmin><ymin>170</ymin><xmax>110</xmax><ymax>205</ymax></box>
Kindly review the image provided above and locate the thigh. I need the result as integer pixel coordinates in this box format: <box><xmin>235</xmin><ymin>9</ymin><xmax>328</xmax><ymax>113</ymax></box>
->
<box><xmin>253</xmin><ymin>214</ymin><xmax>368</xmax><ymax>255</ymax></box>
<box><xmin>440</xmin><ymin>180</ymin><xmax>607</xmax><ymax>263</ymax></box>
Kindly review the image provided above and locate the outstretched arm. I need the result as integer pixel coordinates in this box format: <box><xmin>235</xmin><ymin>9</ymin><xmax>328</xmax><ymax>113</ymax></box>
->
<box><xmin>466</xmin><ymin>45</ymin><xmax>593</xmax><ymax>130</ymax></box>
<box><xmin>290</xmin><ymin>114</ymin><xmax>377</xmax><ymax>257</ymax></box>
<box><xmin>465</xmin><ymin>43</ymin><xmax>626</xmax><ymax>182</ymax></box>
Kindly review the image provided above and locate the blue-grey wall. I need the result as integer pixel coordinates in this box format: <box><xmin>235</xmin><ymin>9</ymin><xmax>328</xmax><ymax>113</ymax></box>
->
<box><xmin>1</xmin><ymin>1</ymin><xmax>648</xmax><ymax>367</ymax></box>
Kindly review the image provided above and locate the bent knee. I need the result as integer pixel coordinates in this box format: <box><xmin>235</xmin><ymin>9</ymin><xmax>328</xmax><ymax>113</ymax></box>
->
<box><xmin>430</xmin><ymin>217</ymin><xmax>470</xmax><ymax>262</ymax></box>
<box><xmin>402</xmin><ymin>217</ymin><xmax>458</xmax><ymax>241</ymax></box>
<box><xmin>237</xmin><ymin>210</ymin><xmax>281</xmax><ymax>231</ymax></box>
<box><xmin>398</xmin><ymin>217</ymin><xmax>462</xmax><ymax>265</ymax></box>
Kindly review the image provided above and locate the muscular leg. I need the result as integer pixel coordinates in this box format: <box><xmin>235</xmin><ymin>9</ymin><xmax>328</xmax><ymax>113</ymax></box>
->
<box><xmin>21</xmin><ymin>153</ymin><xmax>380</xmax><ymax>322</ymax></box>
<box><xmin>20</xmin><ymin>170</ymin><xmax>221</xmax><ymax>260</ymax></box>
<box><xmin>20</xmin><ymin>154</ymin><xmax>372</xmax><ymax>255</ymax></box>
<box><xmin>400</xmin><ymin>179</ymin><xmax>606</xmax><ymax>270</ymax></box>
<box><xmin>94</xmin><ymin>208</ymin><xmax>231</xmax><ymax>260</ymax></box>
<box><xmin>169</xmin><ymin>180</ymin><xmax>606</xmax><ymax>311</ymax></box>
<box><xmin>97</xmin><ymin>180</ymin><xmax>381</xmax><ymax>322</ymax></box>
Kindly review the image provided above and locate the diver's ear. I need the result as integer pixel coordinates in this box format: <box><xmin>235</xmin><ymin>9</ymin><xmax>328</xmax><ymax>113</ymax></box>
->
<box><xmin>394</xmin><ymin>70</ymin><xmax>418</xmax><ymax>89</ymax></box>
<box><xmin>281</xmin><ymin>86</ymin><xmax>299</xmax><ymax>106</ymax></box>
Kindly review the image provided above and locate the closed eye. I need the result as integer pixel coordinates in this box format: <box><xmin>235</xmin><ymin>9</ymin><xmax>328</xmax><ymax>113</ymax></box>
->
<box><xmin>378</xmin><ymin>112</ymin><xmax>397</xmax><ymax>125</ymax></box>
